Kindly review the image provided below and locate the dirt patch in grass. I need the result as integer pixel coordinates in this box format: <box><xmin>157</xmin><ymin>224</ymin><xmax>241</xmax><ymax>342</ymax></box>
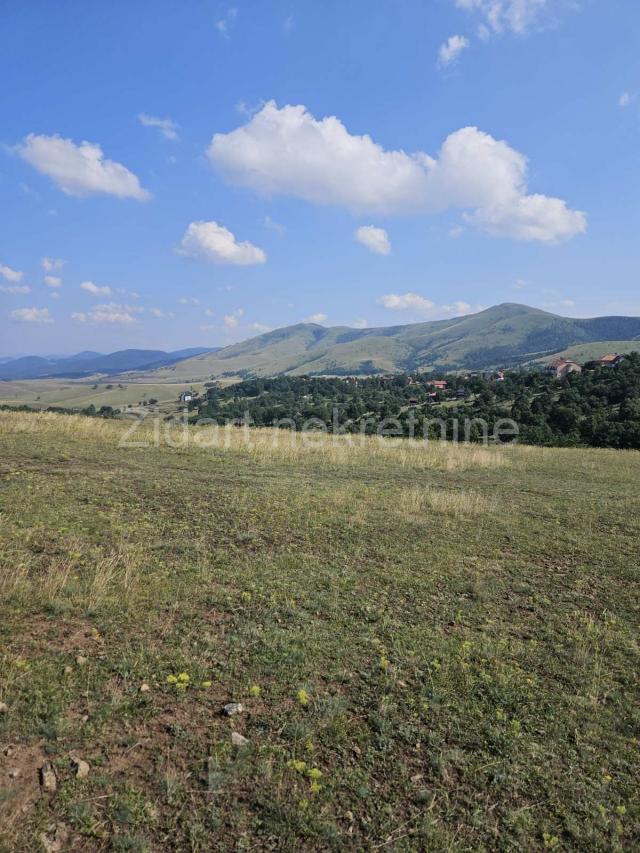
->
<box><xmin>0</xmin><ymin>742</ymin><xmax>48</xmax><ymax>835</ymax></box>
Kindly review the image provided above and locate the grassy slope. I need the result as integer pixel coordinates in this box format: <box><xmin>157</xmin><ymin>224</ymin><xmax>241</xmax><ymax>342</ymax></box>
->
<box><xmin>134</xmin><ymin>304</ymin><xmax>640</xmax><ymax>381</ymax></box>
<box><xmin>0</xmin><ymin>413</ymin><xmax>639</xmax><ymax>850</ymax></box>
<box><xmin>0</xmin><ymin>381</ymin><xmax>204</xmax><ymax>411</ymax></box>
<box><xmin>533</xmin><ymin>341</ymin><xmax>640</xmax><ymax>365</ymax></box>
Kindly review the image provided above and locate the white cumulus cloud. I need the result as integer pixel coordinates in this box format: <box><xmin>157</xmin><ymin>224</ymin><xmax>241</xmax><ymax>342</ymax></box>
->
<box><xmin>44</xmin><ymin>275</ymin><xmax>62</xmax><ymax>288</ymax></box>
<box><xmin>177</xmin><ymin>220</ymin><xmax>266</xmax><ymax>265</ymax></box>
<box><xmin>618</xmin><ymin>92</ymin><xmax>633</xmax><ymax>108</ymax></box>
<box><xmin>10</xmin><ymin>307</ymin><xmax>53</xmax><ymax>324</ymax></box>
<box><xmin>0</xmin><ymin>264</ymin><xmax>24</xmax><ymax>282</ymax></box>
<box><xmin>378</xmin><ymin>293</ymin><xmax>480</xmax><ymax>319</ymax></box>
<box><xmin>378</xmin><ymin>293</ymin><xmax>435</xmax><ymax>313</ymax></box>
<box><xmin>81</xmin><ymin>281</ymin><xmax>113</xmax><ymax>297</ymax></box>
<box><xmin>72</xmin><ymin>303</ymin><xmax>143</xmax><ymax>325</ymax></box>
<box><xmin>438</xmin><ymin>34</ymin><xmax>470</xmax><ymax>66</ymax></box>
<box><xmin>138</xmin><ymin>113</ymin><xmax>179</xmax><ymax>141</ymax></box>
<box><xmin>207</xmin><ymin>101</ymin><xmax>585</xmax><ymax>242</ymax></box>
<box><xmin>305</xmin><ymin>313</ymin><xmax>328</xmax><ymax>324</ymax></box>
<box><xmin>355</xmin><ymin>225</ymin><xmax>391</xmax><ymax>255</ymax></box>
<box><xmin>17</xmin><ymin>134</ymin><xmax>150</xmax><ymax>200</ymax></box>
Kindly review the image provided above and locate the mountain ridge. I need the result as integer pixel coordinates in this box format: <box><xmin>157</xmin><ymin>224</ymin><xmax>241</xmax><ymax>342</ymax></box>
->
<box><xmin>132</xmin><ymin>303</ymin><xmax>640</xmax><ymax>381</ymax></box>
<box><xmin>0</xmin><ymin>347</ymin><xmax>220</xmax><ymax>381</ymax></box>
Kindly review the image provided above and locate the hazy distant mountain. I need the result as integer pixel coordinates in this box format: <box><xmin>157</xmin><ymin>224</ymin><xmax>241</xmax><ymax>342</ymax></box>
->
<box><xmin>0</xmin><ymin>347</ymin><xmax>219</xmax><ymax>380</ymax></box>
<box><xmin>4</xmin><ymin>304</ymin><xmax>640</xmax><ymax>383</ymax></box>
<box><xmin>137</xmin><ymin>303</ymin><xmax>640</xmax><ymax>381</ymax></box>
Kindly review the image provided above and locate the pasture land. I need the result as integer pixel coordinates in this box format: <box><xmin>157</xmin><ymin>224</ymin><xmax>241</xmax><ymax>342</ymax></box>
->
<box><xmin>0</xmin><ymin>411</ymin><xmax>638</xmax><ymax>850</ymax></box>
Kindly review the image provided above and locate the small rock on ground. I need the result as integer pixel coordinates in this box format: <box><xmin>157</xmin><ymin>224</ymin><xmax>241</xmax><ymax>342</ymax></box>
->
<box><xmin>70</xmin><ymin>756</ymin><xmax>90</xmax><ymax>779</ymax></box>
<box><xmin>231</xmin><ymin>731</ymin><xmax>249</xmax><ymax>747</ymax></box>
<box><xmin>223</xmin><ymin>702</ymin><xmax>243</xmax><ymax>716</ymax></box>
<box><xmin>39</xmin><ymin>762</ymin><xmax>57</xmax><ymax>793</ymax></box>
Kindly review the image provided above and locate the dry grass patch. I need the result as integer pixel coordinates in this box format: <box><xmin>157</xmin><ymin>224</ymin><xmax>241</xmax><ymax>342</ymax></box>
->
<box><xmin>397</xmin><ymin>486</ymin><xmax>495</xmax><ymax>519</ymax></box>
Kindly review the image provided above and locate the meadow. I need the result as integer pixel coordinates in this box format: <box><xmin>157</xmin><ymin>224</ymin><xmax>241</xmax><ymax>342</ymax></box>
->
<box><xmin>0</xmin><ymin>411</ymin><xmax>638</xmax><ymax>850</ymax></box>
<box><xmin>0</xmin><ymin>380</ymin><xmax>204</xmax><ymax>413</ymax></box>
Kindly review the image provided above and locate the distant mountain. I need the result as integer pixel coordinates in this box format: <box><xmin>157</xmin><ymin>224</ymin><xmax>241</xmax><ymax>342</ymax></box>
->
<box><xmin>0</xmin><ymin>347</ymin><xmax>219</xmax><ymax>380</ymax></box>
<box><xmin>137</xmin><ymin>303</ymin><xmax>640</xmax><ymax>381</ymax></box>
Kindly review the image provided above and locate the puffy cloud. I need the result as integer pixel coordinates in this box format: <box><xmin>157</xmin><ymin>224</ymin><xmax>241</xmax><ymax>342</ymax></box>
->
<box><xmin>250</xmin><ymin>322</ymin><xmax>272</xmax><ymax>333</ymax></box>
<box><xmin>378</xmin><ymin>293</ymin><xmax>435</xmax><ymax>313</ymax></box>
<box><xmin>455</xmin><ymin>0</ymin><xmax>549</xmax><ymax>36</ymax></box>
<box><xmin>208</xmin><ymin>101</ymin><xmax>429</xmax><ymax>215</ymax></box>
<box><xmin>42</xmin><ymin>257</ymin><xmax>65</xmax><ymax>272</ymax></box>
<box><xmin>224</xmin><ymin>308</ymin><xmax>244</xmax><ymax>328</ymax></box>
<box><xmin>17</xmin><ymin>134</ymin><xmax>150</xmax><ymax>200</ymax></box>
<box><xmin>355</xmin><ymin>225</ymin><xmax>391</xmax><ymax>256</ymax></box>
<box><xmin>208</xmin><ymin>102</ymin><xmax>585</xmax><ymax>242</ymax></box>
<box><xmin>438</xmin><ymin>34</ymin><xmax>470</xmax><ymax>67</ymax></box>
<box><xmin>1</xmin><ymin>284</ymin><xmax>31</xmax><ymax>294</ymax></box>
<box><xmin>44</xmin><ymin>275</ymin><xmax>62</xmax><ymax>288</ymax></box>
<box><xmin>177</xmin><ymin>220</ymin><xmax>266</xmax><ymax>265</ymax></box>
<box><xmin>179</xmin><ymin>296</ymin><xmax>200</xmax><ymax>305</ymax></box>
<box><xmin>305</xmin><ymin>312</ymin><xmax>328</xmax><ymax>324</ymax></box>
<box><xmin>467</xmin><ymin>192</ymin><xmax>586</xmax><ymax>243</ymax></box>
<box><xmin>352</xmin><ymin>318</ymin><xmax>369</xmax><ymax>329</ymax></box>
<box><xmin>378</xmin><ymin>293</ymin><xmax>479</xmax><ymax>318</ymax></box>
<box><xmin>81</xmin><ymin>281</ymin><xmax>113</xmax><ymax>297</ymax></box>
<box><xmin>10</xmin><ymin>307</ymin><xmax>53</xmax><ymax>323</ymax></box>
<box><xmin>72</xmin><ymin>303</ymin><xmax>142</xmax><ymax>325</ymax></box>
<box><xmin>150</xmin><ymin>307</ymin><xmax>174</xmax><ymax>318</ymax></box>
<box><xmin>138</xmin><ymin>113</ymin><xmax>179</xmax><ymax>141</ymax></box>
<box><xmin>0</xmin><ymin>264</ymin><xmax>24</xmax><ymax>282</ymax></box>
<box><xmin>618</xmin><ymin>92</ymin><xmax>632</xmax><ymax>108</ymax></box>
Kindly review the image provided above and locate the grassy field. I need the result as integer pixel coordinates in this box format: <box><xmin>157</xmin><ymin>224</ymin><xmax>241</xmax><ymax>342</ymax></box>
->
<box><xmin>0</xmin><ymin>380</ymin><xmax>204</xmax><ymax>412</ymax></box>
<box><xmin>0</xmin><ymin>411</ymin><xmax>638</xmax><ymax>850</ymax></box>
<box><xmin>535</xmin><ymin>341</ymin><xmax>640</xmax><ymax>365</ymax></box>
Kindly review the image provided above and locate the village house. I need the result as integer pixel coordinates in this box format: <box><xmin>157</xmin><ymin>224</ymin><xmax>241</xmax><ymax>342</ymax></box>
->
<box><xmin>545</xmin><ymin>359</ymin><xmax>583</xmax><ymax>379</ymax></box>
<box><xmin>427</xmin><ymin>380</ymin><xmax>448</xmax><ymax>390</ymax></box>
<box><xmin>592</xmin><ymin>353</ymin><xmax>625</xmax><ymax>367</ymax></box>
<box><xmin>178</xmin><ymin>390</ymin><xmax>195</xmax><ymax>403</ymax></box>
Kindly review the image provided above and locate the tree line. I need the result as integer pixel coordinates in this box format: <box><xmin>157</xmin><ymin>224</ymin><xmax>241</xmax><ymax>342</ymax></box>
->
<box><xmin>192</xmin><ymin>353</ymin><xmax>640</xmax><ymax>449</ymax></box>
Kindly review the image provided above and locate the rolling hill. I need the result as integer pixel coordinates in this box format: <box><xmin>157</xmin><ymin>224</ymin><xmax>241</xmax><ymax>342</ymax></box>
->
<box><xmin>136</xmin><ymin>303</ymin><xmax>640</xmax><ymax>381</ymax></box>
<box><xmin>0</xmin><ymin>347</ymin><xmax>219</xmax><ymax>381</ymax></box>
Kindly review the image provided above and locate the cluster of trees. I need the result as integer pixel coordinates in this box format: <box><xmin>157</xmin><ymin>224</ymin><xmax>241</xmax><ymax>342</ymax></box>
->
<box><xmin>193</xmin><ymin>353</ymin><xmax>640</xmax><ymax>449</ymax></box>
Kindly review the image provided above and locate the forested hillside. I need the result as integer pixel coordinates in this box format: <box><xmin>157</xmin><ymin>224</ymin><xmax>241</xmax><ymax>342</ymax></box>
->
<box><xmin>194</xmin><ymin>353</ymin><xmax>640</xmax><ymax>449</ymax></box>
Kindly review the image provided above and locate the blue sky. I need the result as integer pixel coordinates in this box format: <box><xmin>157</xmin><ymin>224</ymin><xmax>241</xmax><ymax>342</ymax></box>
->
<box><xmin>1</xmin><ymin>0</ymin><xmax>639</xmax><ymax>355</ymax></box>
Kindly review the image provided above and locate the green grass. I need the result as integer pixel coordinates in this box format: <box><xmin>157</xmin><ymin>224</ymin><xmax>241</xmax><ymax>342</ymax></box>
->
<box><xmin>533</xmin><ymin>341</ymin><xmax>640</xmax><ymax>365</ymax></box>
<box><xmin>0</xmin><ymin>411</ymin><xmax>639</xmax><ymax>850</ymax></box>
<box><xmin>0</xmin><ymin>380</ymin><xmax>204</xmax><ymax>411</ymax></box>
